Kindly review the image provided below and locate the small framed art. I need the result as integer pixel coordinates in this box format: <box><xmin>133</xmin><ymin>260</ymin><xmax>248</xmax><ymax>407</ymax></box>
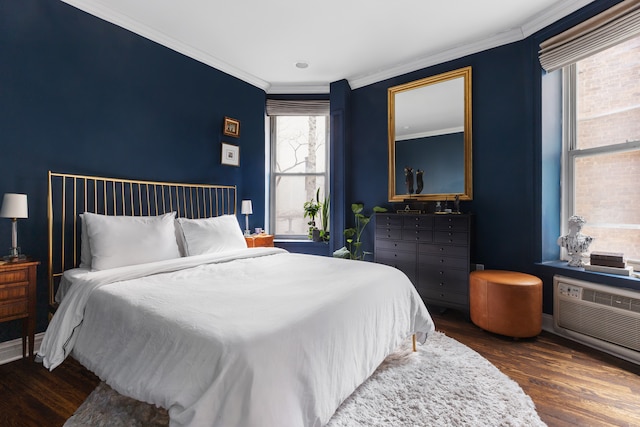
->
<box><xmin>221</xmin><ymin>142</ymin><xmax>240</xmax><ymax>166</ymax></box>
<box><xmin>223</xmin><ymin>117</ymin><xmax>240</xmax><ymax>138</ymax></box>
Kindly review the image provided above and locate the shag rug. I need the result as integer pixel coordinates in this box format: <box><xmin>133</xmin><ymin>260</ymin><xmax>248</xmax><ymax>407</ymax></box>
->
<box><xmin>65</xmin><ymin>332</ymin><xmax>546</xmax><ymax>426</ymax></box>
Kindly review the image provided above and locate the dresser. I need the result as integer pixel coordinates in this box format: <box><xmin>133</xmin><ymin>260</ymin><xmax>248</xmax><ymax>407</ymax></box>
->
<box><xmin>374</xmin><ymin>213</ymin><xmax>472</xmax><ymax>314</ymax></box>
<box><xmin>0</xmin><ymin>259</ymin><xmax>39</xmax><ymax>358</ymax></box>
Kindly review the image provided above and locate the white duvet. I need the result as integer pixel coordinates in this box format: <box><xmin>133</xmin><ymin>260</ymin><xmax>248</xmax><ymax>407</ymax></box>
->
<box><xmin>38</xmin><ymin>248</ymin><xmax>434</xmax><ymax>427</ymax></box>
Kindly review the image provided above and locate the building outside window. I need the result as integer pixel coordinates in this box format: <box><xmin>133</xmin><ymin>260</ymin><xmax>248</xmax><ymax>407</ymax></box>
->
<box><xmin>562</xmin><ymin>35</ymin><xmax>640</xmax><ymax>261</ymax></box>
<box><xmin>269</xmin><ymin>113</ymin><xmax>329</xmax><ymax>238</ymax></box>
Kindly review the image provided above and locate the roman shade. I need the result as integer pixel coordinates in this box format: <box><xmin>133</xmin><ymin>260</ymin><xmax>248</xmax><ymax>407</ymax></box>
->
<box><xmin>539</xmin><ymin>0</ymin><xmax>640</xmax><ymax>72</ymax></box>
<box><xmin>266</xmin><ymin>99</ymin><xmax>329</xmax><ymax>116</ymax></box>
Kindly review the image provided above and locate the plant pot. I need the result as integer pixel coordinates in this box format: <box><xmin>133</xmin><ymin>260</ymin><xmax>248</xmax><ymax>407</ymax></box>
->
<box><xmin>312</xmin><ymin>229</ymin><xmax>321</xmax><ymax>242</ymax></box>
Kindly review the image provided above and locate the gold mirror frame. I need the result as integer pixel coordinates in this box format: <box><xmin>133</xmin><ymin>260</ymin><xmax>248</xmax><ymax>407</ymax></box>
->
<box><xmin>388</xmin><ymin>66</ymin><xmax>472</xmax><ymax>202</ymax></box>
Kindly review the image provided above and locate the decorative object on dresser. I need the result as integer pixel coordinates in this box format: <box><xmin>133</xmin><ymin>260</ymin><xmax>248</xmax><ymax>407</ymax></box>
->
<box><xmin>374</xmin><ymin>212</ymin><xmax>472</xmax><ymax>314</ymax></box>
<box><xmin>0</xmin><ymin>193</ymin><xmax>29</xmax><ymax>260</ymax></box>
<box><xmin>245</xmin><ymin>233</ymin><xmax>274</xmax><ymax>248</ymax></box>
<box><xmin>0</xmin><ymin>259</ymin><xmax>39</xmax><ymax>358</ymax></box>
<box><xmin>241</xmin><ymin>199</ymin><xmax>253</xmax><ymax>236</ymax></box>
<box><xmin>557</xmin><ymin>215</ymin><xmax>593</xmax><ymax>267</ymax></box>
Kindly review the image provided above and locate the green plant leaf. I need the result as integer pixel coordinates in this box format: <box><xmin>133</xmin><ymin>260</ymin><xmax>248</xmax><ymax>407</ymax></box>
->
<box><xmin>373</xmin><ymin>206</ymin><xmax>388</xmax><ymax>213</ymax></box>
<box><xmin>351</xmin><ymin>203</ymin><xmax>364</xmax><ymax>214</ymax></box>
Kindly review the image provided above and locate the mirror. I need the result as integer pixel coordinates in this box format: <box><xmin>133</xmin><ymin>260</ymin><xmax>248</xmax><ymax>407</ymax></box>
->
<box><xmin>388</xmin><ymin>66</ymin><xmax>472</xmax><ymax>202</ymax></box>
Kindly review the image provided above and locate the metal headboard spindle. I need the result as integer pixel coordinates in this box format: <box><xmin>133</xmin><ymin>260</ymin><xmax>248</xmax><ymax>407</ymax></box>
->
<box><xmin>47</xmin><ymin>171</ymin><xmax>236</xmax><ymax>314</ymax></box>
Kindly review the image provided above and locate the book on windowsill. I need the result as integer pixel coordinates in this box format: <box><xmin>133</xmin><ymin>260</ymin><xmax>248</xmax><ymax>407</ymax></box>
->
<box><xmin>584</xmin><ymin>263</ymin><xmax>633</xmax><ymax>276</ymax></box>
<box><xmin>590</xmin><ymin>251</ymin><xmax>624</xmax><ymax>261</ymax></box>
<box><xmin>590</xmin><ymin>251</ymin><xmax>625</xmax><ymax>268</ymax></box>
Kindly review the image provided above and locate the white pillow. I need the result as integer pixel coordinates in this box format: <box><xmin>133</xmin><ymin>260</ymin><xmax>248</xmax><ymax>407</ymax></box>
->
<box><xmin>177</xmin><ymin>215</ymin><xmax>247</xmax><ymax>256</ymax></box>
<box><xmin>82</xmin><ymin>212</ymin><xmax>181</xmax><ymax>271</ymax></box>
<box><xmin>79</xmin><ymin>213</ymin><xmax>91</xmax><ymax>268</ymax></box>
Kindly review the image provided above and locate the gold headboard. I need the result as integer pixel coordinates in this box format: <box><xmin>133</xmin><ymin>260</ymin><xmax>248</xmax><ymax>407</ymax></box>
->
<box><xmin>47</xmin><ymin>171</ymin><xmax>237</xmax><ymax>312</ymax></box>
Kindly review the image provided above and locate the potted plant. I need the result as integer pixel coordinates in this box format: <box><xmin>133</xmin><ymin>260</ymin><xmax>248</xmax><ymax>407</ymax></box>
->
<box><xmin>319</xmin><ymin>191</ymin><xmax>330</xmax><ymax>242</ymax></box>
<box><xmin>303</xmin><ymin>190</ymin><xmax>321</xmax><ymax>241</ymax></box>
<box><xmin>333</xmin><ymin>203</ymin><xmax>387</xmax><ymax>260</ymax></box>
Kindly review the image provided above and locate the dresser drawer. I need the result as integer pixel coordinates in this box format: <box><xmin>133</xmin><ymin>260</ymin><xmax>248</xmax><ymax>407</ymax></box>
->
<box><xmin>0</xmin><ymin>299</ymin><xmax>28</xmax><ymax>319</ymax></box>
<box><xmin>0</xmin><ymin>268</ymin><xmax>28</xmax><ymax>285</ymax></box>
<box><xmin>419</xmin><ymin>243</ymin><xmax>467</xmax><ymax>257</ymax></box>
<box><xmin>403</xmin><ymin>215</ymin><xmax>433</xmax><ymax>230</ymax></box>
<box><xmin>420</xmin><ymin>288</ymin><xmax>468</xmax><ymax>306</ymax></box>
<box><xmin>401</xmin><ymin>228</ymin><xmax>432</xmax><ymax>243</ymax></box>
<box><xmin>376</xmin><ymin>227</ymin><xmax>403</xmax><ymax>240</ymax></box>
<box><xmin>434</xmin><ymin>216</ymin><xmax>469</xmax><ymax>231</ymax></box>
<box><xmin>0</xmin><ymin>282</ymin><xmax>28</xmax><ymax>301</ymax></box>
<box><xmin>375</xmin><ymin>239</ymin><xmax>415</xmax><ymax>253</ymax></box>
<box><xmin>375</xmin><ymin>251</ymin><xmax>416</xmax><ymax>283</ymax></box>
<box><xmin>419</xmin><ymin>254</ymin><xmax>468</xmax><ymax>269</ymax></box>
<box><xmin>376</xmin><ymin>215</ymin><xmax>403</xmax><ymax>228</ymax></box>
<box><xmin>418</xmin><ymin>267</ymin><xmax>468</xmax><ymax>293</ymax></box>
<box><xmin>433</xmin><ymin>231</ymin><xmax>468</xmax><ymax>245</ymax></box>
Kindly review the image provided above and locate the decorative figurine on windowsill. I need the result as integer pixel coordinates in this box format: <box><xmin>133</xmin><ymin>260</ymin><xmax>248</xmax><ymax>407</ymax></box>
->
<box><xmin>557</xmin><ymin>215</ymin><xmax>594</xmax><ymax>267</ymax></box>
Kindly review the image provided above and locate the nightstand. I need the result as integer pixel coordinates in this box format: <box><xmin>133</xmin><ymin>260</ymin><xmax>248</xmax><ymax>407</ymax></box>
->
<box><xmin>0</xmin><ymin>259</ymin><xmax>39</xmax><ymax>359</ymax></box>
<box><xmin>245</xmin><ymin>234</ymin><xmax>274</xmax><ymax>248</ymax></box>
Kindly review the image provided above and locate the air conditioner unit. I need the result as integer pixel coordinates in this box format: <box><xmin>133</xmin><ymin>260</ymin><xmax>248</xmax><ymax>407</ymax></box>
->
<box><xmin>553</xmin><ymin>275</ymin><xmax>640</xmax><ymax>365</ymax></box>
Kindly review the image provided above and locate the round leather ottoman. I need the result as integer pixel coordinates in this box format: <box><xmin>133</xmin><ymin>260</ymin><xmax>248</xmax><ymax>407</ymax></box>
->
<box><xmin>469</xmin><ymin>270</ymin><xmax>542</xmax><ymax>338</ymax></box>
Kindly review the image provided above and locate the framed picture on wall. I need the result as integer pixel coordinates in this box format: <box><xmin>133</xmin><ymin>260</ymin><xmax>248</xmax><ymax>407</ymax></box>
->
<box><xmin>223</xmin><ymin>117</ymin><xmax>240</xmax><ymax>138</ymax></box>
<box><xmin>221</xmin><ymin>142</ymin><xmax>240</xmax><ymax>166</ymax></box>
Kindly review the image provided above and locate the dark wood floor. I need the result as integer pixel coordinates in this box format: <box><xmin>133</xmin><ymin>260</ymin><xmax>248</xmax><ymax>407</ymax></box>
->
<box><xmin>1</xmin><ymin>310</ymin><xmax>639</xmax><ymax>427</ymax></box>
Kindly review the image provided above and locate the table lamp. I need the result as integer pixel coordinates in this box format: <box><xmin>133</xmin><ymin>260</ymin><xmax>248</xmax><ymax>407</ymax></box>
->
<box><xmin>241</xmin><ymin>200</ymin><xmax>252</xmax><ymax>236</ymax></box>
<box><xmin>0</xmin><ymin>193</ymin><xmax>29</xmax><ymax>260</ymax></box>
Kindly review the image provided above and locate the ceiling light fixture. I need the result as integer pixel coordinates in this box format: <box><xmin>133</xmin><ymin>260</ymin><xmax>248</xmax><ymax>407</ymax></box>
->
<box><xmin>295</xmin><ymin>62</ymin><xmax>309</xmax><ymax>69</ymax></box>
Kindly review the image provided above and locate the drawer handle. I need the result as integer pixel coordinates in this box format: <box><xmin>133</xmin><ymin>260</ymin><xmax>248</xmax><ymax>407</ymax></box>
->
<box><xmin>440</xmin><ymin>259</ymin><xmax>445</xmax><ymax>263</ymax></box>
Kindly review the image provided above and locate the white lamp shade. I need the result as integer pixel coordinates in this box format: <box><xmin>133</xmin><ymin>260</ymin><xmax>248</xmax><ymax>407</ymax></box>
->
<box><xmin>241</xmin><ymin>200</ymin><xmax>253</xmax><ymax>215</ymax></box>
<box><xmin>0</xmin><ymin>193</ymin><xmax>28</xmax><ymax>219</ymax></box>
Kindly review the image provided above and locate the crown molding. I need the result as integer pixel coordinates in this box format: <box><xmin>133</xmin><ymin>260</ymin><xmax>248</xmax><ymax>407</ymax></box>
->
<box><xmin>348</xmin><ymin>0</ymin><xmax>596</xmax><ymax>90</ymax></box>
<box><xmin>266</xmin><ymin>83</ymin><xmax>330</xmax><ymax>95</ymax></box>
<box><xmin>348</xmin><ymin>27</ymin><xmax>524</xmax><ymax>90</ymax></box>
<box><xmin>60</xmin><ymin>0</ymin><xmax>271</xmax><ymax>92</ymax></box>
<box><xmin>61</xmin><ymin>0</ymin><xmax>596</xmax><ymax>94</ymax></box>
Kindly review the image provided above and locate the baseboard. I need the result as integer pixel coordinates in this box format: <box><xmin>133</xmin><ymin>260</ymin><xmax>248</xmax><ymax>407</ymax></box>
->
<box><xmin>542</xmin><ymin>313</ymin><xmax>554</xmax><ymax>333</ymax></box>
<box><xmin>0</xmin><ymin>333</ymin><xmax>44</xmax><ymax>365</ymax></box>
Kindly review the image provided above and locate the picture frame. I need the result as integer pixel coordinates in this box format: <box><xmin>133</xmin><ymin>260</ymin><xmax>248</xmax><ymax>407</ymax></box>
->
<box><xmin>223</xmin><ymin>116</ymin><xmax>240</xmax><ymax>138</ymax></box>
<box><xmin>221</xmin><ymin>142</ymin><xmax>240</xmax><ymax>166</ymax></box>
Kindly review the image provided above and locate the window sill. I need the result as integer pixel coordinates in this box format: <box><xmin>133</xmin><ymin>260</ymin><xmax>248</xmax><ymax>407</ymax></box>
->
<box><xmin>537</xmin><ymin>260</ymin><xmax>640</xmax><ymax>291</ymax></box>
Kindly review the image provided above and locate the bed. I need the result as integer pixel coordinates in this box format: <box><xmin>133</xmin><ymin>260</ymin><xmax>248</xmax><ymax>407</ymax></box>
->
<box><xmin>37</xmin><ymin>171</ymin><xmax>435</xmax><ymax>427</ymax></box>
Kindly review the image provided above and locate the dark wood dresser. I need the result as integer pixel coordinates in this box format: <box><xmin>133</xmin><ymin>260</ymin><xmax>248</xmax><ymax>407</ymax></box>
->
<box><xmin>374</xmin><ymin>213</ymin><xmax>472</xmax><ymax>314</ymax></box>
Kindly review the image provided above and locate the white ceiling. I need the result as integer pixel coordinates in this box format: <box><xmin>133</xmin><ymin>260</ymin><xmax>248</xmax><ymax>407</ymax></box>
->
<box><xmin>61</xmin><ymin>0</ymin><xmax>594</xmax><ymax>94</ymax></box>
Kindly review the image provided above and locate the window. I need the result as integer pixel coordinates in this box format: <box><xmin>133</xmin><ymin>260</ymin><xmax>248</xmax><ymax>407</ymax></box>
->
<box><xmin>269</xmin><ymin>113</ymin><xmax>329</xmax><ymax>238</ymax></box>
<box><xmin>562</xmin><ymin>36</ymin><xmax>640</xmax><ymax>260</ymax></box>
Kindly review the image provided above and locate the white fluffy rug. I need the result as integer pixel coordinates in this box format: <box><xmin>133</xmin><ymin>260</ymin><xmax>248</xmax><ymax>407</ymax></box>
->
<box><xmin>66</xmin><ymin>332</ymin><xmax>546</xmax><ymax>427</ymax></box>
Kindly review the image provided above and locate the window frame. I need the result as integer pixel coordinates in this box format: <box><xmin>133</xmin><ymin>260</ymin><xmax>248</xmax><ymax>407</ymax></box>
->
<box><xmin>268</xmin><ymin>114</ymin><xmax>330</xmax><ymax>239</ymax></box>
<box><xmin>560</xmin><ymin>63</ymin><xmax>640</xmax><ymax>258</ymax></box>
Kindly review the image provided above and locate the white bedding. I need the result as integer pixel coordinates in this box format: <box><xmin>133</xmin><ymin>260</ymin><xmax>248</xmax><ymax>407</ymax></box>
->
<box><xmin>38</xmin><ymin>248</ymin><xmax>434</xmax><ymax>427</ymax></box>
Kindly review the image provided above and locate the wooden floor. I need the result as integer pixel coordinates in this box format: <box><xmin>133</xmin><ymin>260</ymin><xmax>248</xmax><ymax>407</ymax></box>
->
<box><xmin>1</xmin><ymin>310</ymin><xmax>639</xmax><ymax>427</ymax></box>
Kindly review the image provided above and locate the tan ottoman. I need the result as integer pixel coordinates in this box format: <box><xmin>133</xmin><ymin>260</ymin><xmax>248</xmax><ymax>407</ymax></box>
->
<box><xmin>469</xmin><ymin>270</ymin><xmax>542</xmax><ymax>338</ymax></box>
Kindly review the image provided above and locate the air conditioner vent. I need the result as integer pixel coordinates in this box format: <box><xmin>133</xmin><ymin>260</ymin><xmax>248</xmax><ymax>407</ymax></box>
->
<box><xmin>554</xmin><ymin>276</ymin><xmax>640</xmax><ymax>364</ymax></box>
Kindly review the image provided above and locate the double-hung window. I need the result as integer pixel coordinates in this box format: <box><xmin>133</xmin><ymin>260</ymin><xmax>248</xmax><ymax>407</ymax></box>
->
<box><xmin>558</xmin><ymin>34</ymin><xmax>640</xmax><ymax>261</ymax></box>
<box><xmin>267</xmin><ymin>100</ymin><xmax>330</xmax><ymax>239</ymax></box>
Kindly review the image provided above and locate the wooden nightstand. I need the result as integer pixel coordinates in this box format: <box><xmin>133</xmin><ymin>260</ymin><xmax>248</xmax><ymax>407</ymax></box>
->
<box><xmin>0</xmin><ymin>259</ymin><xmax>39</xmax><ymax>359</ymax></box>
<box><xmin>245</xmin><ymin>234</ymin><xmax>274</xmax><ymax>248</ymax></box>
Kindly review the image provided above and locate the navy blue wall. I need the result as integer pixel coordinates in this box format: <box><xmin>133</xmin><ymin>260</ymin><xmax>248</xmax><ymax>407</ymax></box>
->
<box><xmin>0</xmin><ymin>0</ymin><xmax>266</xmax><ymax>342</ymax></box>
<box><xmin>350</xmin><ymin>40</ymin><xmax>536</xmax><ymax>273</ymax></box>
